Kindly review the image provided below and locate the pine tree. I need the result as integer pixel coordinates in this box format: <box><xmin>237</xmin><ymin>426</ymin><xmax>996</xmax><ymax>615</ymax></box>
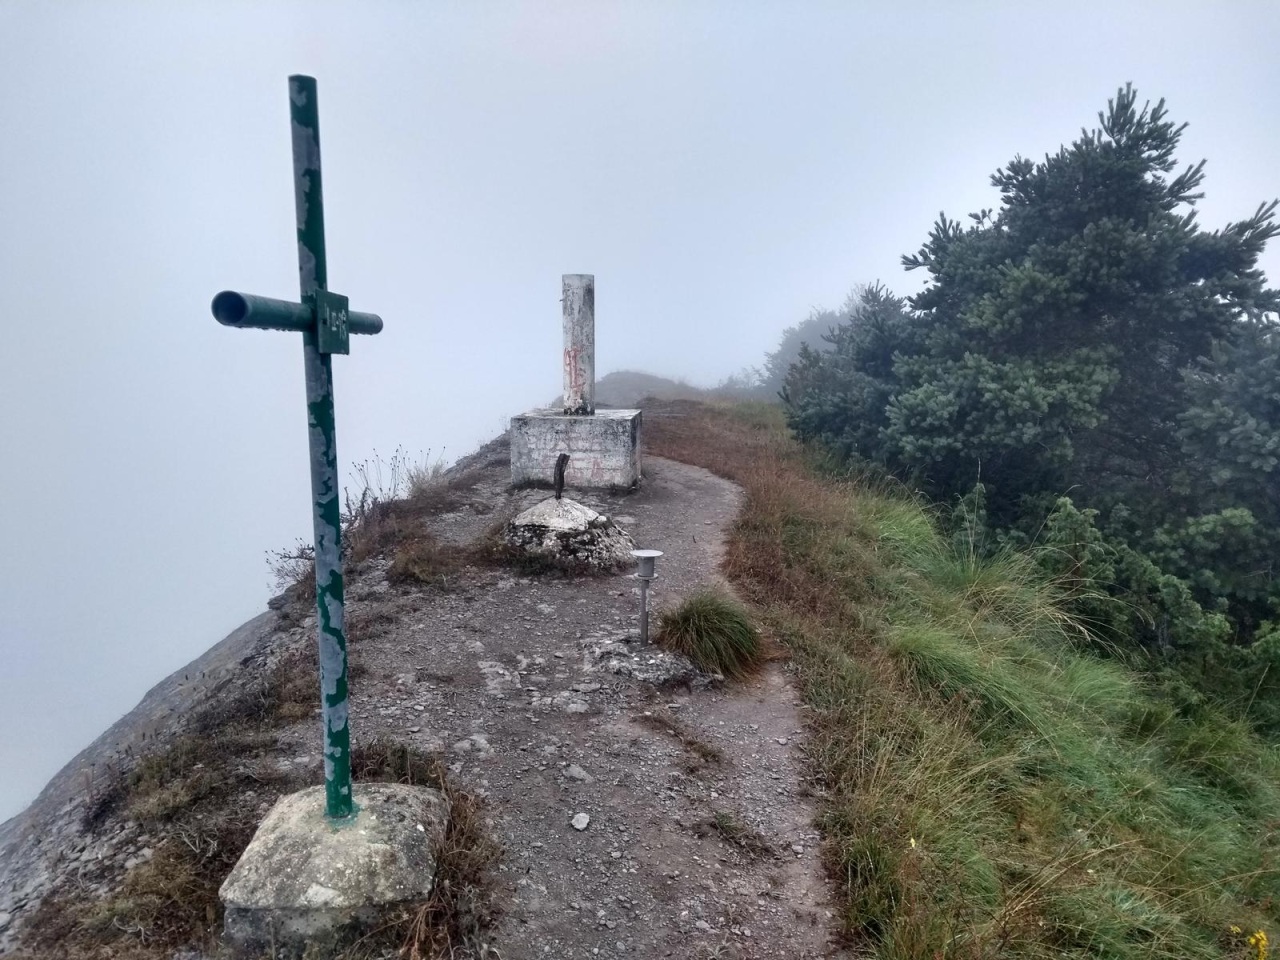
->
<box><xmin>892</xmin><ymin>85</ymin><xmax>1278</xmax><ymax>510</ymax></box>
<box><xmin>785</xmin><ymin>86</ymin><xmax>1280</xmax><ymax>699</ymax></box>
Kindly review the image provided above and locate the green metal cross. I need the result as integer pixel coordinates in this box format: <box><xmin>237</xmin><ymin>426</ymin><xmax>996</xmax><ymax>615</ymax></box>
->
<box><xmin>210</xmin><ymin>75</ymin><xmax>382</xmax><ymax>821</ymax></box>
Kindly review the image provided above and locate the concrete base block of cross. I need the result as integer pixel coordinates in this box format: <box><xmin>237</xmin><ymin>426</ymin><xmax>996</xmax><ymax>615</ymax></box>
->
<box><xmin>220</xmin><ymin>783</ymin><xmax>451</xmax><ymax>950</ymax></box>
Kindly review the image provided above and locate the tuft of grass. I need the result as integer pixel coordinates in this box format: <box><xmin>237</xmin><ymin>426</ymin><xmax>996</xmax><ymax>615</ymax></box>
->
<box><xmin>79</xmin><ymin>761</ymin><xmax>127</xmax><ymax>831</ymax></box>
<box><xmin>644</xmin><ymin>398</ymin><xmax>1280</xmax><ymax>960</ymax></box>
<box><xmin>635</xmin><ymin>709</ymin><xmax>724</xmax><ymax>767</ymax></box>
<box><xmin>655</xmin><ymin>589</ymin><xmax>762</xmax><ymax>679</ymax></box>
<box><xmin>388</xmin><ymin>534</ymin><xmax>470</xmax><ymax>588</ymax></box>
<box><xmin>349</xmin><ymin>738</ymin><xmax>503</xmax><ymax>959</ymax></box>
<box><xmin>266</xmin><ymin>448</ymin><xmax>481</xmax><ymax>593</ymax></box>
<box><xmin>32</xmin><ymin>734</ymin><xmax>501</xmax><ymax>960</ymax></box>
<box><xmin>405</xmin><ymin>448</ymin><xmax>449</xmax><ymax>499</ymax></box>
<box><xmin>28</xmin><ymin>720</ymin><xmax>296</xmax><ymax>957</ymax></box>
<box><xmin>705</xmin><ymin>810</ymin><xmax>777</xmax><ymax>860</ymax></box>
<box><xmin>267</xmin><ymin>539</ymin><xmax>316</xmax><ymax>595</ymax></box>
<box><xmin>84</xmin><ymin>810</ymin><xmax>262</xmax><ymax>951</ymax></box>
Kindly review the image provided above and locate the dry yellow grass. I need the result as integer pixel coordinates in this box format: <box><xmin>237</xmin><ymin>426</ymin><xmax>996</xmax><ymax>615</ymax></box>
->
<box><xmin>644</xmin><ymin>398</ymin><xmax>1280</xmax><ymax>960</ymax></box>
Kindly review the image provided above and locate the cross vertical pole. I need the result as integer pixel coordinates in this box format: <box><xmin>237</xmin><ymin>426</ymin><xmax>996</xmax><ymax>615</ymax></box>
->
<box><xmin>289</xmin><ymin>75</ymin><xmax>353</xmax><ymax>821</ymax></box>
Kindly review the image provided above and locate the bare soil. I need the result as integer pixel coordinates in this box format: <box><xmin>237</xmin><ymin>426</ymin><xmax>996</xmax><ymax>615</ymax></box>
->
<box><xmin>320</xmin><ymin>440</ymin><xmax>842</xmax><ymax>958</ymax></box>
<box><xmin>1</xmin><ymin>435</ymin><xmax>845</xmax><ymax>959</ymax></box>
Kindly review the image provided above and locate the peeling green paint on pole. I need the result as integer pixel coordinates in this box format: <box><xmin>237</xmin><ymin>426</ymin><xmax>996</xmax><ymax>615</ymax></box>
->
<box><xmin>211</xmin><ymin>75</ymin><xmax>382</xmax><ymax>823</ymax></box>
<box><xmin>290</xmin><ymin>74</ymin><xmax>354</xmax><ymax>822</ymax></box>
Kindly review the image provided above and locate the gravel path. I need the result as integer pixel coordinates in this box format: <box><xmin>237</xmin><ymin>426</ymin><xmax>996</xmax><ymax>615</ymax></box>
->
<box><xmin>1</xmin><ymin>436</ymin><xmax>846</xmax><ymax>959</ymax></box>
<box><xmin>319</xmin><ymin>444</ymin><xmax>844</xmax><ymax>958</ymax></box>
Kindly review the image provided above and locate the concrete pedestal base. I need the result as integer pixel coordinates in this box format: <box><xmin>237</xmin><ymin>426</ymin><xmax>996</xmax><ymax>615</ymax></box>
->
<box><xmin>219</xmin><ymin>783</ymin><xmax>450</xmax><ymax>950</ymax></box>
<box><xmin>510</xmin><ymin>408</ymin><xmax>642</xmax><ymax>489</ymax></box>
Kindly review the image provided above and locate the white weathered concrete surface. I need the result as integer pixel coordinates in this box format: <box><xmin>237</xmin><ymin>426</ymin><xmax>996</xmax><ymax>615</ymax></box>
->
<box><xmin>510</xmin><ymin>408</ymin><xmax>642</xmax><ymax>489</ymax></box>
<box><xmin>220</xmin><ymin>782</ymin><xmax>450</xmax><ymax>948</ymax></box>
<box><xmin>513</xmin><ymin>497</ymin><xmax>605</xmax><ymax>534</ymax></box>
<box><xmin>504</xmin><ymin>496</ymin><xmax>635</xmax><ymax>571</ymax></box>
<box><xmin>563</xmin><ymin>273</ymin><xmax>595</xmax><ymax>415</ymax></box>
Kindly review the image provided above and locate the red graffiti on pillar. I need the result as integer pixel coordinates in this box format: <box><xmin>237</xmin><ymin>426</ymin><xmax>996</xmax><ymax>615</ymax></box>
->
<box><xmin>564</xmin><ymin>346</ymin><xmax>586</xmax><ymax>400</ymax></box>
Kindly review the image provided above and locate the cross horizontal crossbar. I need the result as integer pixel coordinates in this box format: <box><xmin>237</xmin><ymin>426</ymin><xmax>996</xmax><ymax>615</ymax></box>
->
<box><xmin>211</xmin><ymin>290</ymin><xmax>383</xmax><ymax>336</ymax></box>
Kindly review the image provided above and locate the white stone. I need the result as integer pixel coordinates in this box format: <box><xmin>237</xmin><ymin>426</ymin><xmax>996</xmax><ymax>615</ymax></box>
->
<box><xmin>220</xmin><ymin>783</ymin><xmax>449</xmax><ymax>948</ymax></box>
<box><xmin>571</xmin><ymin>813</ymin><xmax>590</xmax><ymax>831</ymax></box>
<box><xmin>516</xmin><ymin>497</ymin><xmax>603</xmax><ymax>534</ymax></box>
<box><xmin>504</xmin><ymin>497</ymin><xmax>635</xmax><ymax>572</ymax></box>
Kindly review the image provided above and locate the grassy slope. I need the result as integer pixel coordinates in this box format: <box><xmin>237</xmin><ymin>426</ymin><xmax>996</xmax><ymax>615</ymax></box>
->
<box><xmin>645</xmin><ymin>399</ymin><xmax>1278</xmax><ymax>960</ymax></box>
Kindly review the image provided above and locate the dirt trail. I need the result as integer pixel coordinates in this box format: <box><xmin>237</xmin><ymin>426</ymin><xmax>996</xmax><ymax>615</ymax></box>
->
<box><xmin>315</xmin><ymin>442</ymin><xmax>844</xmax><ymax>958</ymax></box>
<box><xmin>1</xmin><ymin>436</ymin><xmax>845</xmax><ymax>959</ymax></box>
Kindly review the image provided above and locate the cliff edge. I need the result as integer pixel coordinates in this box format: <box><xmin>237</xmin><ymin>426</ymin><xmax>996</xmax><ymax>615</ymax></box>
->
<box><xmin>2</xmin><ymin>425</ymin><xmax>842</xmax><ymax>959</ymax></box>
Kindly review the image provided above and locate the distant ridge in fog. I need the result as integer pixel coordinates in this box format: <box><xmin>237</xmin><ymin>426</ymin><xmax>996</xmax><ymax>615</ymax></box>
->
<box><xmin>553</xmin><ymin>370</ymin><xmax>715</xmax><ymax>410</ymax></box>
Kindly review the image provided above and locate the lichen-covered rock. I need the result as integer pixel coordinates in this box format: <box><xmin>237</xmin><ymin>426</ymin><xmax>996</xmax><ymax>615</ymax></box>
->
<box><xmin>504</xmin><ymin>497</ymin><xmax>635</xmax><ymax>572</ymax></box>
<box><xmin>220</xmin><ymin>783</ymin><xmax>449</xmax><ymax>949</ymax></box>
<box><xmin>581</xmin><ymin>630</ymin><xmax>719</xmax><ymax>689</ymax></box>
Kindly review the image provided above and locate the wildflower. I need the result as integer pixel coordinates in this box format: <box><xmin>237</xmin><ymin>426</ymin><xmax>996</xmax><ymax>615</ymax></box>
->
<box><xmin>1247</xmin><ymin>928</ymin><xmax>1268</xmax><ymax>960</ymax></box>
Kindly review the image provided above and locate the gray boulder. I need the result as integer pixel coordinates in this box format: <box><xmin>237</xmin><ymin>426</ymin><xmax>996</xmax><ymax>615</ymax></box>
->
<box><xmin>504</xmin><ymin>498</ymin><xmax>634</xmax><ymax>572</ymax></box>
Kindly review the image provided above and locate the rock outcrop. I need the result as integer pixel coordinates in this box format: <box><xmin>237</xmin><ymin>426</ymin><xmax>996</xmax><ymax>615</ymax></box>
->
<box><xmin>503</xmin><ymin>497</ymin><xmax>635</xmax><ymax>572</ymax></box>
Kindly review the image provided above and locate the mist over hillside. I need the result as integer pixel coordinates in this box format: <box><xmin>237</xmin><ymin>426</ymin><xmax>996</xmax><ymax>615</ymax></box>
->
<box><xmin>3</xmin><ymin>9</ymin><xmax>1280</xmax><ymax>955</ymax></box>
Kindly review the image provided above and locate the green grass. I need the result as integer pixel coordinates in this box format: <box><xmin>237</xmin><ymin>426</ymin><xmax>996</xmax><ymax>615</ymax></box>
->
<box><xmin>707</xmin><ymin>810</ymin><xmax>777</xmax><ymax>859</ymax></box>
<box><xmin>646</xmin><ymin>399</ymin><xmax>1280</xmax><ymax>960</ymax></box>
<box><xmin>655</xmin><ymin>588</ymin><xmax>763</xmax><ymax>679</ymax></box>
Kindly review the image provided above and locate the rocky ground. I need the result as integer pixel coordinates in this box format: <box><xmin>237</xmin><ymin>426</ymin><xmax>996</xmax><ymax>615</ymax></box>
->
<box><xmin>0</xmin><ymin>436</ymin><xmax>846</xmax><ymax>959</ymax></box>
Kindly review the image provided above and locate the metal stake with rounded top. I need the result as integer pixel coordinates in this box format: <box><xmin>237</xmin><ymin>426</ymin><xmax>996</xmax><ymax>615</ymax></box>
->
<box><xmin>631</xmin><ymin>549</ymin><xmax>663</xmax><ymax>644</ymax></box>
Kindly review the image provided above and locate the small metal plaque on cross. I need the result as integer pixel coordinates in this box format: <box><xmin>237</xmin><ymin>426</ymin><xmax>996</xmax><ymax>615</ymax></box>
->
<box><xmin>209</xmin><ymin>75</ymin><xmax>380</xmax><ymax>821</ymax></box>
<box><xmin>312</xmin><ymin>289</ymin><xmax>350</xmax><ymax>355</ymax></box>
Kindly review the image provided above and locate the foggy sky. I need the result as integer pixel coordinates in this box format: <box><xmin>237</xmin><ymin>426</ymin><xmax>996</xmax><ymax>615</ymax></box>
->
<box><xmin>2</xmin><ymin>1</ymin><xmax>1278</xmax><ymax>821</ymax></box>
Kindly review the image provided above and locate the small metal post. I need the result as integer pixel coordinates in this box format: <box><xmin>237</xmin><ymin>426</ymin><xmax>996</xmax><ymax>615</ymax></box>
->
<box><xmin>639</xmin><ymin>580</ymin><xmax>650</xmax><ymax>643</ymax></box>
<box><xmin>631</xmin><ymin>550</ymin><xmax>663</xmax><ymax>644</ymax></box>
<box><xmin>554</xmin><ymin>453</ymin><xmax>570</xmax><ymax>500</ymax></box>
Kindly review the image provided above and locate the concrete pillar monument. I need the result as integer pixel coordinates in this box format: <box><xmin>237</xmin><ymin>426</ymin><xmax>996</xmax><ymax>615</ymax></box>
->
<box><xmin>510</xmin><ymin>274</ymin><xmax>642</xmax><ymax>489</ymax></box>
<box><xmin>562</xmin><ymin>274</ymin><xmax>595</xmax><ymax>416</ymax></box>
